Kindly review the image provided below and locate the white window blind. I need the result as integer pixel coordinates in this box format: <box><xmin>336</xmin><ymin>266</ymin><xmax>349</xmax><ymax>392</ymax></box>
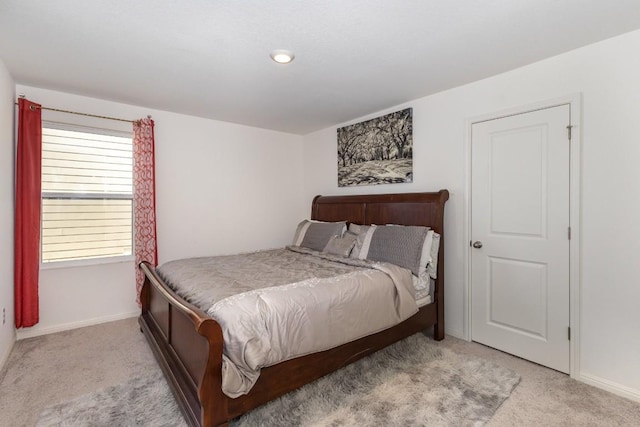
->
<box><xmin>41</xmin><ymin>124</ymin><xmax>133</xmax><ymax>263</ymax></box>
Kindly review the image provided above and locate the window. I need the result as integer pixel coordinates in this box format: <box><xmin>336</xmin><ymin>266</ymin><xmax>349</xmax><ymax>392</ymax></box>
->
<box><xmin>41</xmin><ymin>123</ymin><xmax>133</xmax><ymax>264</ymax></box>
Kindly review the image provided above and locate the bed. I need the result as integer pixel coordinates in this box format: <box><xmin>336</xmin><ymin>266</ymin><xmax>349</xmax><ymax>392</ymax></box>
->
<box><xmin>138</xmin><ymin>190</ymin><xmax>449</xmax><ymax>427</ymax></box>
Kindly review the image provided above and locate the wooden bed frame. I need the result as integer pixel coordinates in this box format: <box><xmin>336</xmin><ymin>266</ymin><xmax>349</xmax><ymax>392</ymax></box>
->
<box><xmin>138</xmin><ymin>190</ymin><xmax>449</xmax><ymax>427</ymax></box>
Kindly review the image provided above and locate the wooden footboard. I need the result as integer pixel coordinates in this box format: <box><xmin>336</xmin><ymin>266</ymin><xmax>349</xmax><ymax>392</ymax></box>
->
<box><xmin>139</xmin><ymin>261</ymin><xmax>226</xmax><ymax>426</ymax></box>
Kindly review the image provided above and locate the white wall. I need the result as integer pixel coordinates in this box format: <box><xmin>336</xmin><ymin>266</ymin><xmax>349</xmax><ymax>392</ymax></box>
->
<box><xmin>303</xmin><ymin>30</ymin><xmax>640</xmax><ymax>400</ymax></box>
<box><xmin>15</xmin><ymin>85</ymin><xmax>306</xmax><ymax>338</ymax></box>
<box><xmin>0</xmin><ymin>59</ymin><xmax>16</xmax><ymax>368</ymax></box>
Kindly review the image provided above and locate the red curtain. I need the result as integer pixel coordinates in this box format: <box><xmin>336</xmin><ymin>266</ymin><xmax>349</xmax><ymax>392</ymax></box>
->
<box><xmin>14</xmin><ymin>98</ymin><xmax>42</xmax><ymax>328</ymax></box>
<box><xmin>133</xmin><ymin>118</ymin><xmax>158</xmax><ymax>305</ymax></box>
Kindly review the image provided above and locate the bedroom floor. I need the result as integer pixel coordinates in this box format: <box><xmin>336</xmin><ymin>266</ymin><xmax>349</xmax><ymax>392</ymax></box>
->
<box><xmin>0</xmin><ymin>318</ymin><xmax>638</xmax><ymax>426</ymax></box>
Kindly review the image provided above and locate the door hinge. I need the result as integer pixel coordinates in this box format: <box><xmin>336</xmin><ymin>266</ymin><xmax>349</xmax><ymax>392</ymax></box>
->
<box><xmin>568</xmin><ymin>227</ymin><xmax>572</xmax><ymax>240</ymax></box>
<box><xmin>567</xmin><ymin>124</ymin><xmax>573</xmax><ymax>141</ymax></box>
<box><xmin>568</xmin><ymin>327</ymin><xmax>571</xmax><ymax>341</ymax></box>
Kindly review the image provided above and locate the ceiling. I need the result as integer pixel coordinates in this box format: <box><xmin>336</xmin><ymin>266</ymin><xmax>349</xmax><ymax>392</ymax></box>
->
<box><xmin>1</xmin><ymin>1</ymin><xmax>640</xmax><ymax>135</ymax></box>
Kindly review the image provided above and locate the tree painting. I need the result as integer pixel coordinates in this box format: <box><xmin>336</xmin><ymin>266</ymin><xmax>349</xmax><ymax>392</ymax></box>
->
<box><xmin>337</xmin><ymin>108</ymin><xmax>413</xmax><ymax>187</ymax></box>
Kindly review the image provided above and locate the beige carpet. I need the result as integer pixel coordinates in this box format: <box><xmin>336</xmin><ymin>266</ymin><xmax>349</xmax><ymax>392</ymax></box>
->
<box><xmin>1</xmin><ymin>317</ymin><xmax>639</xmax><ymax>426</ymax></box>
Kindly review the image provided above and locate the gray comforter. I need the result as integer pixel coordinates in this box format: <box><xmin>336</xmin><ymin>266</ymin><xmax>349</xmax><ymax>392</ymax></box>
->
<box><xmin>157</xmin><ymin>246</ymin><xmax>418</xmax><ymax>397</ymax></box>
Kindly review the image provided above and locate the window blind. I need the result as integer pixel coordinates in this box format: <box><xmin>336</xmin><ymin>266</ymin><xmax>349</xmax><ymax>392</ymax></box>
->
<box><xmin>41</xmin><ymin>125</ymin><xmax>133</xmax><ymax>263</ymax></box>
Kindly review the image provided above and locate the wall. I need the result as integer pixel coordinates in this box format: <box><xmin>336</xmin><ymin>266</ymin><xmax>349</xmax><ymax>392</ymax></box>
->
<box><xmin>303</xmin><ymin>29</ymin><xmax>640</xmax><ymax>400</ymax></box>
<box><xmin>0</xmin><ymin>59</ymin><xmax>15</xmax><ymax>368</ymax></box>
<box><xmin>15</xmin><ymin>85</ymin><xmax>306</xmax><ymax>338</ymax></box>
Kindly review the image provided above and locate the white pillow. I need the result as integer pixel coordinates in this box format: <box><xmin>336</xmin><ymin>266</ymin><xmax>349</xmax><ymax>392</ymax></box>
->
<box><xmin>427</xmin><ymin>232</ymin><xmax>440</xmax><ymax>279</ymax></box>
<box><xmin>418</xmin><ymin>230</ymin><xmax>434</xmax><ymax>276</ymax></box>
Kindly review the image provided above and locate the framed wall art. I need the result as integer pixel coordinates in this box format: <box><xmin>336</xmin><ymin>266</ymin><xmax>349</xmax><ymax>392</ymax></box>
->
<box><xmin>337</xmin><ymin>108</ymin><xmax>413</xmax><ymax>187</ymax></box>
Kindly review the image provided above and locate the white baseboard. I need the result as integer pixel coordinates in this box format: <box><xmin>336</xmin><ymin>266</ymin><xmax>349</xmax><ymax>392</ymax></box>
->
<box><xmin>0</xmin><ymin>332</ymin><xmax>16</xmax><ymax>373</ymax></box>
<box><xmin>16</xmin><ymin>311</ymin><xmax>139</xmax><ymax>340</ymax></box>
<box><xmin>579</xmin><ymin>372</ymin><xmax>640</xmax><ymax>403</ymax></box>
<box><xmin>445</xmin><ymin>328</ymin><xmax>466</xmax><ymax>340</ymax></box>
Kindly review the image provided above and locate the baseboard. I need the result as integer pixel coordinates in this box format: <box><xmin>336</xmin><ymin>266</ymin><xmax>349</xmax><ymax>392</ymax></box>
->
<box><xmin>16</xmin><ymin>311</ymin><xmax>139</xmax><ymax>340</ymax></box>
<box><xmin>0</xmin><ymin>332</ymin><xmax>16</xmax><ymax>373</ymax></box>
<box><xmin>445</xmin><ymin>328</ymin><xmax>466</xmax><ymax>340</ymax></box>
<box><xmin>579</xmin><ymin>372</ymin><xmax>640</xmax><ymax>403</ymax></box>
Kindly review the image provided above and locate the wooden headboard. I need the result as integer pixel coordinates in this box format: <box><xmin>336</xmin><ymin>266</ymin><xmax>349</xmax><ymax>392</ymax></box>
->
<box><xmin>311</xmin><ymin>190</ymin><xmax>449</xmax><ymax>235</ymax></box>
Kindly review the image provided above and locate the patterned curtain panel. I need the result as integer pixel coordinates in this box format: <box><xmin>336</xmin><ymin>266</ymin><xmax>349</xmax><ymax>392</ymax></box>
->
<box><xmin>133</xmin><ymin>118</ymin><xmax>158</xmax><ymax>305</ymax></box>
<box><xmin>15</xmin><ymin>98</ymin><xmax>42</xmax><ymax>328</ymax></box>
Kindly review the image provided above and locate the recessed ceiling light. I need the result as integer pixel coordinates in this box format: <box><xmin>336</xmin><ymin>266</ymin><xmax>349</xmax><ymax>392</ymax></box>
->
<box><xmin>270</xmin><ymin>49</ymin><xmax>295</xmax><ymax>64</ymax></box>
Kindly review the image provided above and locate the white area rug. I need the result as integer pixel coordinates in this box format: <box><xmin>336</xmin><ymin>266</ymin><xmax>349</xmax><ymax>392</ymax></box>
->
<box><xmin>37</xmin><ymin>333</ymin><xmax>520</xmax><ymax>426</ymax></box>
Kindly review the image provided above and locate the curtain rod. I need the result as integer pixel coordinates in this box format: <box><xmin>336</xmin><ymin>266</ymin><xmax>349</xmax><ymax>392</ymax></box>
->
<box><xmin>14</xmin><ymin>98</ymin><xmax>151</xmax><ymax>124</ymax></box>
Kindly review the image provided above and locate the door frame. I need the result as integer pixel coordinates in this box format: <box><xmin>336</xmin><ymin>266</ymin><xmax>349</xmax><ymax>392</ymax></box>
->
<box><xmin>463</xmin><ymin>94</ymin><xmax>582</xmax><ymax>378</ymax></box>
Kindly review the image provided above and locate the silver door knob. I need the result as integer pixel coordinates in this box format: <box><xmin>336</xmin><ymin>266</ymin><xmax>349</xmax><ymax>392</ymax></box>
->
<box><xmin>472</xmin><ymin>241</ymin><xmax>483</xmax><ymax>249</ymax></box>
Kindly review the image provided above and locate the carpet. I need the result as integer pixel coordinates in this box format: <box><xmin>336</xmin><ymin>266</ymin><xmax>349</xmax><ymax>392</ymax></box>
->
<box><xmin>37</xmin><ymin>333</ymin><xmax>520</xmax><ymax>426</ymax></box>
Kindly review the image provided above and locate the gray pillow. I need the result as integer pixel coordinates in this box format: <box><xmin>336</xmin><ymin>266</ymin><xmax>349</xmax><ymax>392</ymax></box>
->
<box><xmin>292</xmin><ymin>220</ymin><xmax>346</xmax><ymax>252</ymax></box>
<box><xmin>427</xmin><ymin>232</ymin><xmax>440</xmax><ymax>279</ymax></box>
<box><xmin>366</xmin><ymin>225</ymin><xmax>429</xmax><ymax>276</ymax></box>
<box><xmin>323</xmin><ymin>233</ymin><xmax>357</xmax><ymax>257</ymax></box>
<box><xmin>348</xmin><ymin>224</ymin><xmax>376</xmax><ymax>259</ymax></box>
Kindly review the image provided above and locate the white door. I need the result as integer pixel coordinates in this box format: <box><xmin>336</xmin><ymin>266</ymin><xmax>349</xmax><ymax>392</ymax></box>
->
<box><xmin>471</xmin><ymin>104</ymin><xmax>570</xmax><ymax>373</ymax></box>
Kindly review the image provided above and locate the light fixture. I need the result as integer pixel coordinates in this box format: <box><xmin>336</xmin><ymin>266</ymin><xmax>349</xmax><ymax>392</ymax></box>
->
<box><xmin>270</xmin><ymin>49</ymin><xmax>295</xmax><ymax>64</ymax></box>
